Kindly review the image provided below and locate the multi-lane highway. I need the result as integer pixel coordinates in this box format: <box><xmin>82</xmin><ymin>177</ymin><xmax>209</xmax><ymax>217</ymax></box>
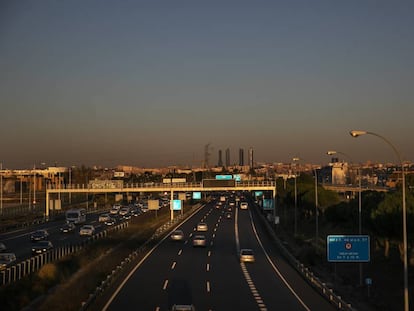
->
<box><xmin>102</xmin><ymin>196</ymin><xmax>337</xmax><ymax>311</ymax></box>
<box><xmin>0</xmin><ymin>209</ymin><xmax>125</xmax><ymax>262</ymax></box>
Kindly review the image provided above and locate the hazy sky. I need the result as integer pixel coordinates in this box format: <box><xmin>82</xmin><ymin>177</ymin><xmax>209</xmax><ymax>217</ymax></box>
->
<box><xmin>1</xmin><ymin>1</ymin><xmax>413</xmax><ymax>169</ymax></box>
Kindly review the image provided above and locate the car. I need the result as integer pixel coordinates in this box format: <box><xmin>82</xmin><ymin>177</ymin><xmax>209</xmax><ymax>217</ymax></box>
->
<box><xmin>122</xmin><ymin>212</ymin><xmax>132</xmax><ymax>220</ymax></box>
<box><xmin>171</xmin><ymin>305</ymin><xmax>195</xmax><ymax>311</ymax></box>
<box><xmin>60</xmin><ymin>222</ymin><xmax>76</xmax><ymax>233</ymax></box>
<box><xmin>104</xmin><ymin>217</ymin><xmax>116</xmax><ymax>226</ymax></box>
<box><xmin>192</xmin><ymin>235</ymin><xmax>206</xmax><ymax>247</ymax></box>
<box><xmin>110</xmin><ymin>204</ymin><xmax>121</xmax><ymax>215</ymax></box>
<box><xmin>239</xmin><ymin>249</ymin><xmax>255</xmax><ymax>263</ymax></box>
<box><xmin>170</xmin><ymin>230</ymin><xmax>185</xmax><ymax>241</ymax></box>
<box><xmin>30</xmin><ymin>229</ymin><xmax>49</xmax><ymax>241</ymax></box>
<box><xmin>196</xmin><ymin>222</ymin><xmax>208</xmax><ymax>232</ymax></box>
<box><xmin>131</xmin><ymin>208</ymin><xmax>142</xmax><ymax>217</ymax></box>
<box><xmin>0</xmin><ymin>242</ymin><xmax>7</xmax><ymax>252</ymax></box>
<box><xmin>0</xmin><ymin>253</ymin><xmax>16</xmax><ymax>270</ymax></box>
<box><xmin>240</xmin><ymin>202</ymin><xmax>248</xmax><ymax>210</ymax></box>
<box><xmin>79</xmin><ymin>225</ymin><xmax>95</xmax><ymax>236</ymax></box>
<box><xmin>31</xmin><ymin>241</ymin><xmax>53</xmax><ymax>255</ymax></box>
<box><xmin>119</xmin><ymin>207</ymin><xmax>130</xmax><ymax>216</ymax></box>
<box><xmin>99</xmin><ymin>213</ymin><xmax>111</xmax><ymax>222</ymax></box>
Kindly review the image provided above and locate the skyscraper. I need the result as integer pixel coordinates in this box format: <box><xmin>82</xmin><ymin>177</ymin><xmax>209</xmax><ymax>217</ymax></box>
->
<box><xmin>225</xmin><ymin>148</ymin><xmax>230</xmax><ymax>168</ymax></box>
<box><xmin>218</xmin><ymin>150</ymin><xmax>223</xmax><ymax>167</ymax></box>
<box><xmin>239</xmin><ymin>148</ymin><xmax>244</xmax><ymax>166</ymax></box>
<box><xmin>248</xmin><ymin>147</ymin><xmax>254</xmax><ymax>168</ymax></box>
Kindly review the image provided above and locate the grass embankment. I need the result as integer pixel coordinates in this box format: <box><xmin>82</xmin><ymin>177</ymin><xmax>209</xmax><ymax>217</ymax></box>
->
<box><xmin>0</xmin><ymin>207</ymin><xmax>180</xmax><ymax>311</ymax></box>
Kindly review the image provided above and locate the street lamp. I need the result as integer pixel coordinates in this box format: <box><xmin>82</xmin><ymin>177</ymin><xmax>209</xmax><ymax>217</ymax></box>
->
<box><xmin>350</xmin><ymin>130</ymin><xmax>408</xmax><ymax>311</ymax></box>
<box><xmin>327</xmin><ymin>150</ymin><xmax>363</xmax><ymax>286</ymax></box>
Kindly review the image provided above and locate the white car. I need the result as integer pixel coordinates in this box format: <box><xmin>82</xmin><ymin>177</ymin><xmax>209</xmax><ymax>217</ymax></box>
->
<box><xmin>170</xmin><ymin>230</ymin><xmax>185</xmax><ymax>241</ymax></box>
<box><xmin>240</xmin><ymin>202</ymin><xmax>248</xmax><ymax>210</ymax></box>
<box><xmin>79</xmin><ymin>225</ymin><xmax>95</xmax><ymax>236</ymax></box>
<box><xmin>110</xmin><ymin>204</ymin><xmax>121</xmax><ymax>215</ymax></box>
<box><xmin>240</xmin><ymin>249</ymin><xmax>255</xmax><ymax>263</ymax></box>
<box><xmin>119</xmin><ymin>207</ymin><xmax>130</xmax><ymax>216</ymax></box>
<box><xmin>192</xmin><ymin>235</ymin><xmax>207</xmax><ymax>247</ymax></box>
<box><xmin>99</xmin><ymin>213</ymin><xmax>111</xmax><ymax>222</ymax></box>
<box><xmin>196</xmin><ymin>222</ymin><xmax>208</xmax><ymax>232</ymax></box>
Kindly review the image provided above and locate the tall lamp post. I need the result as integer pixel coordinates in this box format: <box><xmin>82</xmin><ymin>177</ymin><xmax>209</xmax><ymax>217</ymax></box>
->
<box><xmin>350</xmin><ymin>130</ymin><xmax>408</xmax><ymax>311</ymax></box>
<box><xmin>327</xmin><ymin>150</ymin><xmax>363</xmax><ymax>286</ymax></box>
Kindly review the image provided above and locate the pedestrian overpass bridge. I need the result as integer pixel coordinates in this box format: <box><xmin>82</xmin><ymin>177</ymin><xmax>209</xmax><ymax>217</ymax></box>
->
<box><xmin>45</xmin><ymin>180</ymin><xmax>276</xmax><ymax>220</ymax></box>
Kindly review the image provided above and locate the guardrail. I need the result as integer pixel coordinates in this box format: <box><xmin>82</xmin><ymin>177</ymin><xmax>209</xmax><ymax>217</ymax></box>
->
<box><xmin>79</xmin><ymin>203</ymin><xmax>204</xmax><ymax>310</ymax></box>
<box><xmin>0</xmin><ymin>222</ymin><xmax>129</xmax><ymax>286</ymax></box>
<box><xmin>255</xmin><ymin>208</ymin><xmax>356</xmax><ymax>310</ymax></box>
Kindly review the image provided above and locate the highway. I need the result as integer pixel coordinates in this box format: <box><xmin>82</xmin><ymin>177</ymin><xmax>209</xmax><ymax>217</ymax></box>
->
<box><xmin>102</xmin><ymin>197</ymin><xmax>337</xmax><ymax>311</ymax></box>
<box><xmin>0</xmin><ymin>209</ymin><xmax>125</xmax><ymax>261</ymax></box>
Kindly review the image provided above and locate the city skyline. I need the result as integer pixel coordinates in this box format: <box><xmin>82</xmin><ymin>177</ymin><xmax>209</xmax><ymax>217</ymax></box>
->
<box><xmin>1</xmin><ymin>1</ymin><xmax>414</xmax><ymax>169</ymax></box>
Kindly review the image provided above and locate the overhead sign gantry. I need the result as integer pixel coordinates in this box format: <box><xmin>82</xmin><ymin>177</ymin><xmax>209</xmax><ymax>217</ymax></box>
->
<box><xmin>45</xmin><ymin>180</ymin><xmax>276</xmax><ymax>220</ymax></box>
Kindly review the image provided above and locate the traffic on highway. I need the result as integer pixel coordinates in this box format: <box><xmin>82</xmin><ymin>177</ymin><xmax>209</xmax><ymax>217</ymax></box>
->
<box><xmin>0</xmin><ymin>204</ymin><xmax>143</xmax><ymax>269</ymax></box>
<box><xmin>100</xmin><ymin>193</ymin><xmax>337</xmax><ymax>311</ymax></box>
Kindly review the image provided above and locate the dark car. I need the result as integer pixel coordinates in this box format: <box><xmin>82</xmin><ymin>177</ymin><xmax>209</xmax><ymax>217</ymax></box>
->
<box><xmin>104</xmin><ymin>217</ymin><xmax>116</xmax><ymax>226</ymax></box>
<box><xmin>30</xmin><ymin>229</ymin><xmax>49</xmax><ymax>242</ymax></box>
<box><xmin>60</xmin><ymin>222</ymin><xmax>76</xmax><ymax>233</ymax></box>
<box><xmin>31</xmin><ymin>241</ymin><xmax>53</xmax><ymax>255</ymax></box>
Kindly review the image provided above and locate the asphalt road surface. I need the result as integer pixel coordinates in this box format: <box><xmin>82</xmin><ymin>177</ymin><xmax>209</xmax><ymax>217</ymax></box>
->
<box><xmin>102</xmin><ymin>199</ymin><xmax>337</xmax><ymax>311</ymax></box>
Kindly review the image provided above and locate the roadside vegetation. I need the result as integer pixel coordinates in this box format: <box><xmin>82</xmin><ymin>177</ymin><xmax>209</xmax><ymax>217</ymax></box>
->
<box><xmin>276</xmin><ymin>173</ymin><xmax>414</xmax><ymax>310</ymax></box>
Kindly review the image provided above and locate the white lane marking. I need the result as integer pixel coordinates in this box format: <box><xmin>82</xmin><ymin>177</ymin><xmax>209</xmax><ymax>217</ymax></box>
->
<box><xmin>248</xmin><ymin>209</ymin><xmax>311</xmax><ymax>311</ymax></box>
<box><xmin>171</xmin><ymin>262</ymin><xmax>176</xmax><ymax>270</ymax></box>
<box><xmin>206</xmin><ymin>281</ymin><xmax>211</xmax><ymax>293</ymax></box>
<box><xmin>163</xmin><ymin>279</ymin><xmax>169</xmax><ymax>290</ymax></box>
<box><xmin>178</xmin><ymin>249</ymin><xmax>182</xmax><ymax>256</ymax></box>
<box><xmin>102</xmin><ymin>203</ymin><xmax>207</xmax><ymax>311</ymax></box>
<box><xmin>155</xmin><ymin>307</ymin><xmax>160</xmax><ymax>311</ymax></box>
<box><xmin>208</xmin><ymin>251</ymin><xmax>211</xmax><ymax>257</ymax></box>
<box><xmin>237</xmin><ymin>208</ymin><xmax>268</xmax><ymax>310</ymax></box>
<box><xmin>206</xmin><ymin>263</ymin><xmax>210</xmax><ymax>271</ymax></box>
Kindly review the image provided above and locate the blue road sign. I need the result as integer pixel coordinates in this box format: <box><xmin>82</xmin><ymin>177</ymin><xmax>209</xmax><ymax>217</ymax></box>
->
<box><xmin>192</xmin><ymin>192</ymin><xmax>201</xmax><ymax>200</ymax></box>
<box><xmin>263</xmin><ymin>199</ymin><xmax>274</xmax><ymax>210</ymax></box>
<box><xmin>215</xmin><ymin>175</ymin><xmax>233</xmax><ymax>180</ymax></box>
<box><xmin>327</xmin><ymin>235</ymin><xmax>370</xmax><ymax>262</ymax></box>
<box><xmin>172</xmin><ymin>200</ymin><xmax>182</xmax><ymax>211</ymax></box>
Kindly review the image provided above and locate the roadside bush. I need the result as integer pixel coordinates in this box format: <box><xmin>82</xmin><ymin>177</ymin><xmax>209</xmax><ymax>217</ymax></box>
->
<box><xmin>38</xmin><ymin>263</ymin><xmax>58</xmax><ymax>281</ymax></box>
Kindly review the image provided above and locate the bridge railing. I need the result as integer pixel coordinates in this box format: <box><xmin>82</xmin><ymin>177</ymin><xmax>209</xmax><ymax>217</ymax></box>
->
<box><xmin>46</xmin><ymin>180</ymin><xmax>276</xmax><ymax>190</ymax></box>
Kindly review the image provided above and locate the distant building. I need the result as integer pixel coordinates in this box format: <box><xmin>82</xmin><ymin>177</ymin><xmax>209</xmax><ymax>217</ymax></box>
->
<box><xmin>218</xmin><ymin>150</ymin><xmax>223</xmax><ymax>167</ymax></box>
<box><xmin>239</xmin><ymin>148</ymin><xmax>244</xmax><ymax>166</ymax></box>
<box><xmin>225</xmin><ymin>148</ymin><xmax>231</xmax><ymax>168</ymax></box>
<box><xmin>248</xmin><ymin>147</ymin><xmax>254</xmax><ymax>168</ymax></box>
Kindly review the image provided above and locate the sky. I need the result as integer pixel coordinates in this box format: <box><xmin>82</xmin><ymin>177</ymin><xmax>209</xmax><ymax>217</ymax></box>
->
<box><xmin>1</xmin><ymin>1</ymin><xmax>413</xmax><ymax>169</ymax></box>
